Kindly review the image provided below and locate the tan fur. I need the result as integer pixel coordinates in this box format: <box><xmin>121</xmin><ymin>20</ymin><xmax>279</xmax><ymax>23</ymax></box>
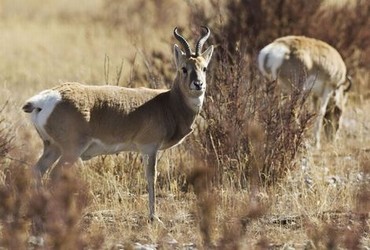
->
<box><xmin>273</xmin><ymin>36</ymin><xmax>347</xmax><ymax>94</ymax></box>
<box><xmin>47</xmin><ymin>83</ymin><xmax>168</xmax><ymax>151</ymax></box>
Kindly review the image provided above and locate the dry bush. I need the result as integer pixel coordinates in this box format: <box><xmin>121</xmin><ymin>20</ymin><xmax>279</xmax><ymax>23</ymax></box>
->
<box><xmin>0</xmin><ymin>164</ymin><xmax>99</xmax><ymax>249</ymax></box>
<box><xmin>0</xmin><ymin>104</ymin><xmax>26</xmax><ymax>249</ymax></box>
<box><xmin>183</xmin><ymin>0</ymin><xmax>322</xmax><ymax>188</ymax></box>
<box><xmin>0</xmin><ymin>166</ymin><xmax>30</xmax><ymax>249</ymax></box>
<box><xmin>0</xmin><ymin>103</ymin><xmax>14</xmax><ymax>162</ymax></box>
<box><xmin>187</xmin><ymin>163</ymin><xmax>216</xmax><ymax>247</ymax></box>
<box><xmin>190</xmin><ymin>31</ymin><xmax>312</xmax><ymax>187</ymax></box>
<box><xmin>178</xmin><ymin>40</ymin><xmax>312</xmax><ymax>248</ymax></box>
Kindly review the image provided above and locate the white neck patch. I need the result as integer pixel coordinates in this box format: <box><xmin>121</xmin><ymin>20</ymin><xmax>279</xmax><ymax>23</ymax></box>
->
<box><xmin>186</xmin><ymin>93</ymin><xmax>205</xmax><ymax>112</ymax></box>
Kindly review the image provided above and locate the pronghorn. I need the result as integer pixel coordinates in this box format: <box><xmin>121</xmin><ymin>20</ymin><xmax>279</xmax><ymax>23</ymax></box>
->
<box><xmin>258</xmin><ymin>35</ymin><xmax>351</xmax><ymax>148</ymax></box>
<box><xmin>22</xmin><ymin>26</ymin><xmax>214</xmax><ymax>220</ymax></box>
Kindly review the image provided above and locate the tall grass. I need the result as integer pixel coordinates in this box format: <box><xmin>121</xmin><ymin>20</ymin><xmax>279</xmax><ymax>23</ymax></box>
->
<box><xmin>0</xmin><ymin>103</ymin><xmax>13</xmax><ymax>163</ymax></box>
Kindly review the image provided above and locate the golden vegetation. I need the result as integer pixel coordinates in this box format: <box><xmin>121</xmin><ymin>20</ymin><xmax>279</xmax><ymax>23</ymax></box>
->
<box><xmin>0</xmin><ymin>0</ymin><xmax>369</xmax><ymax>249</ymax></box>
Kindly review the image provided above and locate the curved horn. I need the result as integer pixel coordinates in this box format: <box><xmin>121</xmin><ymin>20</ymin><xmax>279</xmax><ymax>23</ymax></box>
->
<box><xmin>195</xmin><ymin>26</ymin><xmax>210</xmax><ymax>56</ymax></box>
<box><xmin>174</xmin><ymin>27</ymin><xmax>192</xmax><ymax>56</ymax></box>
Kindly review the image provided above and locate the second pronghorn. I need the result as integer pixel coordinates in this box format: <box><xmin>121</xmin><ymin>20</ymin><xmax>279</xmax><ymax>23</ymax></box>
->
<box><xmin>258</xmin><ymin>35</ymin><xmax>351</xmax><ymax>148</ymax></box>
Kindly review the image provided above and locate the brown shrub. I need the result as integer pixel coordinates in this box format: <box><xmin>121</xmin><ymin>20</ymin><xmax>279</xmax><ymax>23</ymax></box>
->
<box><xmin>0</xmin><ymin>102</ymin><xmax>14</xmax><ymax>162</ymax></box>
<box><xmin>0</xmin><ymin>166</ymin><xmax>98</xmax><ymax>249</ymax></box>
<box><xmin>0</xmin><ymin>166</ymin><xmax>30</xmax><ymax>249</ymax></box>
<box><xmin>192</xmin><ymin>40</ymin><xmax>312</xmax><ymax>187</ymax></box>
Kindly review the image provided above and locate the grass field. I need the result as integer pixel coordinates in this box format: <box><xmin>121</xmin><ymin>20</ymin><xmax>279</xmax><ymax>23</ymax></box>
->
<box><xmin>0</xmin><ymin>0</ymin><xmax>369</xmax><ymax>249</ymax></box>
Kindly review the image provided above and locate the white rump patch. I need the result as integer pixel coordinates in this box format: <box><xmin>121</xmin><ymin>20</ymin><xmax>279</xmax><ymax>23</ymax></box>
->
<box><xmin>258</xmin><ymin>43</ymin><xmax>290</xmax><ymax>79</ymax></box>
<box><xmin>26</xmin><ymin>89</ymin><xmax>62</xmax><ymax>141</ymax></box>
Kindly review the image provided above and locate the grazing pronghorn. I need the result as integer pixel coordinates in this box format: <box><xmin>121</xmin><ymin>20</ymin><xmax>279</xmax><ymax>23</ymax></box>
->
<box><xmin>23</xmin><ymin>26</ymin><xmax>214</xmax><ymax>220</ymax></box>
<box><xmin>258</xmin><ymin>35</ymin><xmax>351</xmax><ymax>148</ymax></box>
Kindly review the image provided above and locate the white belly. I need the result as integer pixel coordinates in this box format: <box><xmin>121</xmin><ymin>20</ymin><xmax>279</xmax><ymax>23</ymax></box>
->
<box><xmin>81</xmin><ymin>139</ymin><xmax>138</xmax><ymax>160</ymax></box>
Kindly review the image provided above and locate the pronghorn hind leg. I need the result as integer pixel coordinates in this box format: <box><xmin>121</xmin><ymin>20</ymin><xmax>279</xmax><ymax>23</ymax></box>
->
<box><xmin>313</xmin><ymin>88</ymin><xmax>334</xmax><ymax>149</ymax></box>
<box><xmin>49</xmin><ymin>139</ymin><xmax>90</xmax><ymax>182</ymax></box>
<box><xmin>323</xmin><ymin>95</ymin><xmax>342</xmax><ymax>142</ymax></box>
<box><xmin>49</xmin><ymin>153</ymin><xmax>80</xmax><ymax>182</ymax></box>
<box><xmin>31</xmin><ymin>141</ymin><xmax>61</xmax><ymax>236</ymax></box>
<box><xmin>34</xmin><ymin>140</ymin><xmax>61</xmax><ymax>182</ymax></box>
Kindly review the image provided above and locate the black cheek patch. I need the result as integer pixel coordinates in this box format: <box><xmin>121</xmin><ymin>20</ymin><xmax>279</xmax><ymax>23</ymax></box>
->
<box><xmin>190</xmin><ymin>70</ymin><xmax>197</xmax><ymax>82</ymax></box>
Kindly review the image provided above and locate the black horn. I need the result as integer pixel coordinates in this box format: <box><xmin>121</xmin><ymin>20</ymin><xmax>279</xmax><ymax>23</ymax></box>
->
<box><xmin>195</xmin><ymin>26</ymin><xmax>210</xmax><ymax>56</ymax></box>
<box><xmin>174</xmin><ymin>27</ymin><xmax>192</xmax><ymax>56</ymax></box>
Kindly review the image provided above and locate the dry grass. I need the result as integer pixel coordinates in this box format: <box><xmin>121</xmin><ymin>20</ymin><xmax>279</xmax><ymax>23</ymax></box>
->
<box><xmin>0</xmin><ymin>0</ymin><xmax>369</xmax><ymax>249</ymax></box>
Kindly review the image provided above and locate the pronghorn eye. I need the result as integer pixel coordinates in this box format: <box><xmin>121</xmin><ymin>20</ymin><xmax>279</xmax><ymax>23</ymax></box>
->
<box><xmin>182</xmin><ymin>67</ymin><xmax>187</xmax><ymax>74</ymax></box>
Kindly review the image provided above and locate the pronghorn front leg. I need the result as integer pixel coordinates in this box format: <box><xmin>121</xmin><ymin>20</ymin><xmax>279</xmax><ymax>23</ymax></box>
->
<box><xmin>142</xmin><ymin>147</ymin><xmax>159</xmax><ymax>221</ymax></box>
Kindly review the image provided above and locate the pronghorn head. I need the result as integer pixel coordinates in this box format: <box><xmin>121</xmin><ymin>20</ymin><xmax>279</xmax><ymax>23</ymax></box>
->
<box><xmin>173</xmin><ymin>26</ymin><xmax>214</xmax><ymax>101</ymax></box>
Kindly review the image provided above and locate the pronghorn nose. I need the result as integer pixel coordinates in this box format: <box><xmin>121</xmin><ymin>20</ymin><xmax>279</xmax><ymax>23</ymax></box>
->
<box><xmin>193</xmin><ymin>80</ymin><xmax>203</xmax><ymax>90</ymax></box>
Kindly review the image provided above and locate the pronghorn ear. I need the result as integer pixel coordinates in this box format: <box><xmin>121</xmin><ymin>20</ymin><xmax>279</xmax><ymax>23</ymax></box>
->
<box><xmin>201</xmin><ymin>45</ymin><xmax>214</xmax><ymax>66</ymax></box>
<box><xmin>174</xmin><ymin>44</ymin><xmax>185</xmax><ymax>68</ymax></box>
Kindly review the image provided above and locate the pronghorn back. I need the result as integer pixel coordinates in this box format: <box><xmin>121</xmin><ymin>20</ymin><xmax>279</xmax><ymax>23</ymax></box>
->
<box><xmin>258</xmin><ymin>36</ymin><xmax>347</xmax><ymax>93</ymax></box>
<box><xmin>24</xmin><ymin>82</ymin><xmax>167</xmax><ymax>145</ymax></box>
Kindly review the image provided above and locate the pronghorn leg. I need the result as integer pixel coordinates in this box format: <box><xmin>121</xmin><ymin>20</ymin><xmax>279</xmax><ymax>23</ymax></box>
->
<box><xmin>313</xmin><ymin>88</ymin><xmax>334</xmax><ymax>149</ymax></box>
<box><xmin>49</xmin><ymin>140</ymin><xmax>90</xmax><ymax>181</ymax></box>
<box><xmin>34</xmin><ymin>140</ymin><xmax>61</xmax><ymax>182</ymax></box>
<box><xmin>49</xmin><ymin>153</ymin><xmax>80</xmax><ymax>181</ymax></box>
<box><xmin>32</xmin><ymin>141</ymin><xmax>61</xmax><ymax>235</ymax></box>
<box><xmin>325</xmin><ymin>85</ymin><xmax>348</xmax><ymax>142</ymax></box>
<box><xmin>324</xmin><ymin>94</ymin><xmax>342</xmax><ymax>141</ymax></box>
<box><xmin>142</xmin><ymin>149</ymin><xmax>158</xmax><ymax>221</ymax></box>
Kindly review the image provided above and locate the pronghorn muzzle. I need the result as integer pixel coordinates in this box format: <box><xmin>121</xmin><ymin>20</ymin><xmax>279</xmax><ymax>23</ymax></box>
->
<box><xmin>192</xmin><ymin>80</ymin><xmax>204</xmax><ymax>91</ymax></box>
